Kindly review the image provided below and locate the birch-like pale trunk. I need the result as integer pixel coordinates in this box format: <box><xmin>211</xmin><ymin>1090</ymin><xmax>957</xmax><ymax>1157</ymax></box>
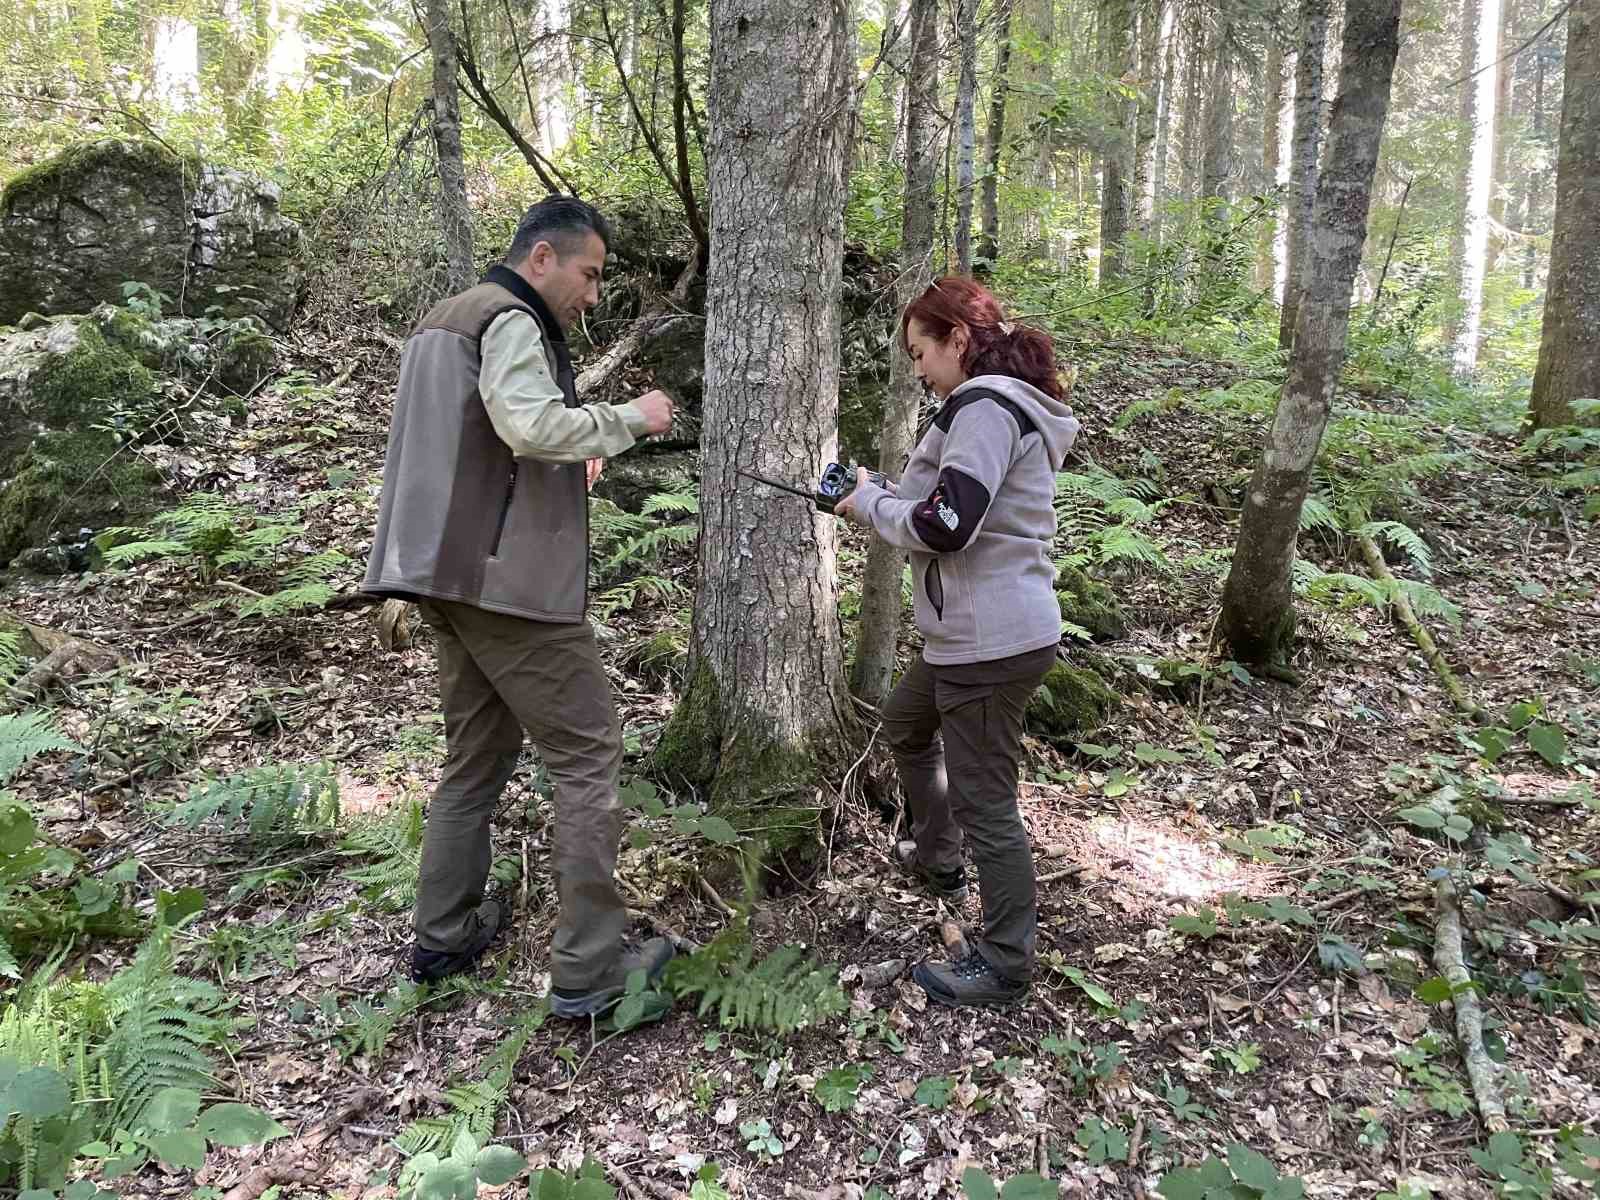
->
<box><xmin>854</xmin><ymin>0</ymin><xmax>940</xmax><ymax>706</ymax></box>
<box><xmin>424</xmin><ymin>0</ymin><xmax>475</xmax><ymax>295</ymax></box>
<box><xmin>1257</xmin><ymin>35</ymin><xmax>1288</xmax><ymax>292</ymax></box>
<box><xmin>1446</xmin><ymin>0</ymin><xmax>1502</xmax><ymax>377</ymax></box>
<box><xmin>1099</xmin><ymin>0</ymin><xmax>1137</xmax><ymax>284</ymax></box>
<box><xmin>1219</xmin><ymin>0</ymin><xmax>1403</xmax><ymax>665</ymax></box>
<box><xmin>955</xmin><ymin>0</ymin><xmax>979</xmax><ymax>275</ymax></box>
<box><xmin>978</xmin><ymin>0</ymin><xmax>1014</xmax><ymax>266</ymax></box>
<box><xmin>1278</xmin><ymin>0</ymin><xmax>1329</xmax><ymax>349</ymax></box>
<box><xmin>657</xmin><ymin>0</ymin><xmax>858</xmax><ymax>807</ymax></box>
<box><xmin>1529</xmin><ymin>0</ymin><xmax>1599</xmax><ymax>429</ymax></box>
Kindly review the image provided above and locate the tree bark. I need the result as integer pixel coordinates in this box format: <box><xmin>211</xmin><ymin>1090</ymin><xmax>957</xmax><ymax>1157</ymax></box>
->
<box><xmin>955</xmin><ymin>0</ymin><xmax>979</xmax><ymax>275</ymax></box>
<box><xmin>1490</xmin><ymin>0</ymin><xmax>1517</xmax><ymax>225</ymax></box>
<box><xmin>1099</xmin><ymin>0</ymin><xmax>1137</xmax><ymax>285</ymax></box>
<box><xmin>978</xmin><ymin>0</ymin><xmax>1014</xmax><ymax>267</ymax></box>
<box><xmin>656</xmin><ymin>0</ymin><xmax>858</xmax><ymax>808</ymax></box>
<box><xmin>1014</xmin><ymin>0</ymin><xmax>1055</xmax><ymax>255</ymax></box>
<box><xmin>853</xmin><ymin>0</ymin><xmax>940</xmax><ymax>707</ymax></box>
<box><xmin>1219</xmin><ymin>0</ymin><xmax>1402</xmax><ymax>666</ymax></box>
<box><xmin>1446</xmin><ymin>0</ymin><xmax>1502</xmax><ymax>378</ymax></box>
<box><xmin>1133</xmin><ymin>0</ymin><xmax>1166</xmax><ymax>238</ymax></box>
<box><xmin>1258</xmin><ymin>32</ymin><xmax>1288</xmax><ymax>292</ymax></box>
<box><xmin>1529</xmin><ymin>0</ymin><xmax>1599</xmax><ymax>429</ymax></box>
<box><xmin>1278</xmin><ymin>0</ymin><xmax>1329</xmax><ymax>350</ymax></box>
<box><xmin>1198</xmin><ymin>19</ymin><xmax>1234</xmax><ymax>224</ymax></box>
<box><xmin>1145</xmin><ymin>1</ymin><xmax>1178</xmax><ymax>309</ymax></box>
<box><xmin>1178</xmin><ymin>6</ymin><xmax>1205</xmax><ymax>201</ymax></box>
<box><xmin>424</xmin><ymin>0</ymin><xmax>475</xmax><ymax>294</ymax></box>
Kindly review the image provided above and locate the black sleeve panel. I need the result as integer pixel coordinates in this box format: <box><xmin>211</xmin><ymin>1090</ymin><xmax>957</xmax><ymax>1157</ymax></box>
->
<box><xmin>911</xmin><ymin>467</ymin><xmax>993</xmax><ymax>552</ymax></box>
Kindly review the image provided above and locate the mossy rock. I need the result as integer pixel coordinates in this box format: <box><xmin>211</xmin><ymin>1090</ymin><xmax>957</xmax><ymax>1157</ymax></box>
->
<box><xmin>625</xmin><ymin>628</ymin><xmax>687</xmax><ymax>687</ymax></box>
<box><xmin>1056</xmin><ymin>564</ymin><xmax>1127</xmax><ymax>641</ymax></box>
<box><xmin>0</xmin><ymin>321</ymin><xmax>163</xmax><ymax>565</ymax></box>
<box><xmin>215</xmin><ymin>326</ymin><xmax>276</xmax><ymax>395</ymax></box>
<box><xmin>1026</xmin><ymin>659</ymin><xmax>1121</xmax><ymax>745</ymax></box>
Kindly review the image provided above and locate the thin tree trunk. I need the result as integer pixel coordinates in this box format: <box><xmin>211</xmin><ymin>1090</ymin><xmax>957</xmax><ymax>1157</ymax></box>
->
<box><xmin>955</xmin><ymin>0</ymin><xmax>979</xmax><ymax>274</ymax></box>
<box><xmin>1520</xmin><ymin>35</ymin><xmax>1548</xmax><ymax>288</ymax></box>
<box><xmin>1133</xmin><ymin>0</ymin><xmax>1165</xmax><ymax>236</ymax></box>
<box><xmin>1258</xmin><ymin>33</ymin><xmax>1287</xmax><ymax>291</ymax></box>
<box><xmin>978</xmin><ymin>0</ymin><xmax>1014</xmax><ymax>266</ymax></box>
<box><xmin>1178</xmin><ymin>6</ymin><xmax>1205</xmax><ymax>201</ymax></box>
<box><xmin>853</xmin><ymin>0</ymin><xmax>940</xmax><ymax>706</ymax></box>
<box><xmin>1529</xmin><ymin>0</ymin><xmax>1599</xmax><ymax>429</ymax></box>
<box><xmin>1146</xmin><ymin>1</ymin><xmax>1177</xmax><ymax>309</ymax></box>
<box><xmin>1490</xmin><ymin>0</ymin><xmax>1517</xmax><ymax>224</ymax></box>
<box><xmin>656</xmin><ymin>0</ymin><xmax>858</xmax><ymax>809</ymax></box>
<box><xmin>1446</xmin><ymin>0</ymin><xmax>1502</xmax><ymax>377</ymax></box>
<box><xmin>1219</xmin><ymin>0</ymin><xmax>1402</xmax><ymax>665</ymax></box>
<box><xmin>1199</xmin><ymin>19</ymin><xmax>1234</xmax><ymax>220</ymax></box>
<box><xmin>1015</xmin><ymin>0</ymin><xmax>1055</xmax><ymax>255</ymax></box>
<box><xmin>424</xmin><ymin>0</ymin><xmax>475</xmax><ymax>294</ymax></box>
<box><xmin>1099</xmin><ymin>0</ymin><xmax>1136</xmax><ymax>284</ymax></box>
<box><xmin>1278</xmin><ymin>0</ymin><xmax>1329</xmax><ymax>349</ymax></box>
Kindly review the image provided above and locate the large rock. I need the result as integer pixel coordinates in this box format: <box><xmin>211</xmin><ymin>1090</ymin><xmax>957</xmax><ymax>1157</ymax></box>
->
<box><xmin>0</xmin><ymin>138</ymin><xmax>303</xmax><ymax>330</ymax></box>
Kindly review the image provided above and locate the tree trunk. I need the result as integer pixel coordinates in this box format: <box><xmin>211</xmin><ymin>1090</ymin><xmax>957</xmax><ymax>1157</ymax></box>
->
<box><xmin>1133</xmin><ymin>0</ymin><xmax>1166</xmax><ymax>237</ymax></box>
<box><xmin>656</xmin><ymin>0</ymin><xmax>858</xmax><ymax>810</ymax></box>
<box><xmin>424</xmin><ymin>0</ymin><xmax>475</xmax><ymax>295</ymax></box>
<box><xmin>1014</xmin><ymin>0</ymin><xmax>1055</xmax><ymax>255</ymax></box>
<box><xmin>1099</xmin><ymin>0</ymin><xmax>1137</xmax><ymax>285</ymax></box>
<box><xmin>1490</xmin><ymin>0</ymin><xmax>1517</xmax><ymax>224</ymax></box>
<box><xmin>978</xmin><ymin>0</ymin><xmax>1014</xmax><ymax>266</ymax></box>
<box><xmin>1519</xmin><ymin>34</ymin><xmax>1549</xmax><ymax>289</ymax></box>
<box><xmin>1219</xmin><ymin>0</ymin><xmax>1402</xmax><ymax>666</ymax></box>
<box><xmin>1257</xmin><ymin>32</ymin><xmax>1288</xmax><ymax>292</ymax></box>
<box><xmin>1278</xmin><ymin>0</ymin><xmax>1329</xmax><ymax>349</ymax></box>
<box><xmin>1446</xmin><ymin>0</ymin><xmax>1502</xmax><ymax>377</ymax></box>
<box><xmin>1529</xmin><ymin>0</ymin><xmax>1599</xmax><ymax>429</ymax></box>
<box><xmin>1146</xmin><ymin>1</ymin><xmax>1178</xmax><ymax>306</ymax></box>
<box><xmin>1198</xmin><ymin>19</ymin><xmax>1234</xmax><ymax>222</ymax></box>
<box><xmin>955</xmin><ymin>0</ymin><xmax>979</xmax><ymax>274</ymax></box>
<box><xmin>1178</xmin><ymin>6</ymin><xmax>1205</xmax><ymax>201</ymax></box>
<box><xmin>853</xmin><ymin>0</ymin><xmax>940</xmax><ymax>707</ymax></box>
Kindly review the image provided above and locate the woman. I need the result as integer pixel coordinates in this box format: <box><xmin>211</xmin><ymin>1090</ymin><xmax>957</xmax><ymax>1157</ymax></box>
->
<box><xmin>836</xmin><ymin>277</ymin><xmax>1080</xmax><ymax>1009</ymax></box>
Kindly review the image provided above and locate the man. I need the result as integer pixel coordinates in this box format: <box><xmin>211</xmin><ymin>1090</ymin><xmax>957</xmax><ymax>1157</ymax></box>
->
<box><xmin>364</xmin><ymin>195</ymin><xmax>676</xmax><ymax>1018</ymax></box>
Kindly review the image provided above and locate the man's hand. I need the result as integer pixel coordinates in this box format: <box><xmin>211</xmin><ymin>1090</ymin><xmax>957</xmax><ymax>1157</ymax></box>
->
<box><xmin>634</xmin><ymin>389</ymin><xmax>675</xmax><ymax>435</ymax></box>
<box><xmin>586</xmin><ymin>458</ymin><xmax>605</xmax><ymax>491</ymax></box>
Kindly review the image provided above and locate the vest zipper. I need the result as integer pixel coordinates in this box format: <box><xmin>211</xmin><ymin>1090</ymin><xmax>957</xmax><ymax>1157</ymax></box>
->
<box><xmin>490</xmin><ymin>463</ymin><xmax>517</xmax><ymax>557</ymax></box>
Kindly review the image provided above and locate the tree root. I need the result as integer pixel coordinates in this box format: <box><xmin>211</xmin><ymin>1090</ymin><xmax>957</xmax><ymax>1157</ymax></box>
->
<box><xmin>1433</xmin><ymin>878</ymin><xmax>1508</xmax><ymax>1133</ymax></box>
<box><xmin>1356</xmin><ymin>532</ymin><xmax>1481</xmax><ymax>720</ymax></box>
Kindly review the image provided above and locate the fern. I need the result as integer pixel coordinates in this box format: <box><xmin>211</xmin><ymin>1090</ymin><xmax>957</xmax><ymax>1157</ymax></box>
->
<box><xmin>337</xmin><ymin>984</ymin><xmax>427</xmax><ymax>1060</ymax></box>
<box><xmin>392</xmin><ymin>1014</ymin><xmax>540</xmax><ymax>1156</ymax></box>
<box><xmin>169</xmin><ymin>762</ymin><xmax>339</xmax><ymax>843</ymax></box>
<box><xmin>341</xmin><ymin>797</ymin><xmax>424</xmax><ymax>911</ymax></box>
<box><xmin>1298</xmin><ymin>494</ymin><xmax>1338</xmax><ymax>532</ymax></box>
<box><xmin>1357</xmin><ymin>520</ymin><xmax>1433</xmax><ymax>575</ymax></box>
<box><xmin>663</xmin><ymin>934</ymin><xmax>848</xmax><ymax>1035</ymax></box>
<box><xmin>593</xmin><ymin>573</ymin><xmax>690</xmax><ymax>621</ymax></box>
<box><xmin>93</xmin><ymin>928</ymin><xmax>233</xmax><ymax>1131</ymax></box>
<box><xmin>640</xmin><ymin>490</ymin><xmax>699</xmax><ymax>518</ymax></box>
<box><xmin>0</xmin><ymin>630</ymin><xmax>21</xmax><ymax>688</ymax></box>
<box><xmin>1113</xmin><ymin>391</ymin><xmax>1184</xmax><ymax>429</ymax></box>
<box><xmin>0</xmin><ymin>712</ymin><xmax>80</xmax><ymax>788</ymax></box>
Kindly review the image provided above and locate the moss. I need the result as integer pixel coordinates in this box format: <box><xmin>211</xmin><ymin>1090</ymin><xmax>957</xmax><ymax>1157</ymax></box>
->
<box><xmin>1026</xmin><ymin>661</ymin><xmax>1121</xmax><ymax>745</ymax></box>
<box><xmin>1</xmin><ymin>138</ymin><xmax>190</xmax><ymax>215</ymax></box>
<box><xmin>627</xmin><ymin>629</ymin><xmax>686</xmax><ymax>686</ymax></box>
<box><xmin>216</xmin><ymin>326</ymin><xmax>275</xmax><ymax>395</ymax></box>
<box><xmin>1056</xmin><ymin>564</ymin><xmax>1127</xmax><ymax>641</ymax></box>
<box><xmin>653</xmin><ymin>658</ymin><xmax>724</xmax><ymax>790</ymax></box>
<box><xmin>0</xmin><ymin>325</ymin><xmax>162</xmax><ymax>564</ymax></box>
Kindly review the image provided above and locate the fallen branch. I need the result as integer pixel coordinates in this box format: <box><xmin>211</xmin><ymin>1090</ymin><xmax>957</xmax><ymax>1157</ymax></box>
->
<box><xmin>1357</xmin><ymin>532</ymin><xmax>1481</xmax><ymax>720</ymax></box>
<box><xmin>576</xmin><ymin>260</ymin><xmax>698</xmax><ymax>397</ymax></box>
<box><xmin>1433</xmin><ymin>878</ymin><xmax>1507</xmax><ymax>1133</ymax></box>
<box><xmin>3</xmin><ymin>635</ymin><xmax>121</xmax><ymax>711</ymax></box>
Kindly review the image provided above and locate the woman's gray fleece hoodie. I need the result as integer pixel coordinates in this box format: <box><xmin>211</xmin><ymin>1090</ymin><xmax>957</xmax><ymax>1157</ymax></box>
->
<box><xmin>852</xmin><ymin>374</ymin><xmax>1081</xmax><ymax>666</ymax></box>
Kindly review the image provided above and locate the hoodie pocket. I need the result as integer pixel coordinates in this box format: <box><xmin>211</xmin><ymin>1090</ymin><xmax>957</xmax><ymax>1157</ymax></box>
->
<box><xmin>924</xmin><ymin>559</ymin><xmax>945</xmax><ymax>620</ymax></box>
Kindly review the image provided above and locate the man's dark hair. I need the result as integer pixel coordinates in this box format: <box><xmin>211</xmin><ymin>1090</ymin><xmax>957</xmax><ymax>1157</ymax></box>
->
<box><xmin>504</xmin><ymin>195</ymin><xmax>611</xmax><ymax>264</ymax></box>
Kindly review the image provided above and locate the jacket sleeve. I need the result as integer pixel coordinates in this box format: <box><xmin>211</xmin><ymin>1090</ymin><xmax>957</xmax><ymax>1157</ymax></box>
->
<box><xmin>480</xmin><ymin>310</ymin><xmax>651</xmax><ymax>462</ymax></box>
<box><xmin>856</xmin><ymin>400</ymin><xmax>1017</xmax><ymax>553</ymax></box>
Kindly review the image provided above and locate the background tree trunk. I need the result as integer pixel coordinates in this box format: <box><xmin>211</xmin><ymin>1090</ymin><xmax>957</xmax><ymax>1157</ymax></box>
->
<box><xmin>978</xmin><ymin>0</ymin><xmax>1014</xmax><ymax>266</ymax></box>
<box><xmin>1278</xmin><ymin>0</ymin><xmax>1329</xmax><ymax>349</ymax></box>
<box><xmin>1146</xmin><ymin>2</ymin><xmax>1178</xmax><ymax>309</ymax></box>
<box><xmin>1133</xmin><ymin>0</ymin><xmax>1167</xmax><ymax>241</ymax></box>
<box><xmin>1446</xmin><ymin>0</ymin><xmax>1503</xmax><ymax>377</ymax></box>
<box><xmin>1529</xmin><ymin>0</ymin><xmax>1599</xmax><ymax>429</ymax></box>
<box><xmin>1198</xmin><ymin>18</ymin><xmax>1234</xmax><ymax>223</ymax></box>
<box><xmin>1490</xmin><ymin>0</ymin><xmax>1518</xmax><ymax>224</ymax></box>
<box><xmin>1220</xmin><ymin>0</ymin><xmax>1402</xmax><ymax>665</ymax></box>
<box><xmin>954</xmin><ymin>0</ymin><xmax>978</xmax><ymax>275</ymax></box>
<box><xmin>1257</xmin><ymin>32</ymin><xmax>1287</xmax><ymax>292</ymax></box>
<box><xmin>853</xmin><ymin>0</ymin><xmax>940</xmax><ymax>707</ymax></box>
<box><xmin>1099</xmin><ymin>0</ymin><xmax>1136</xmax><ymax>285</ymax></box>
<box><xmin>655</xmin><ymin>0</ymin><xmax>858</xmax><ymax>809</ymax></box>
<box><xmin>424</xmin><ymin>0</ymin><xmax>476</xmax><ymax>294</ymax></box>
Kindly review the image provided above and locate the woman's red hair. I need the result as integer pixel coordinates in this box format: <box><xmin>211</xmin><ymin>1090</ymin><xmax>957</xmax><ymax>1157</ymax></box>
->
<box><xmin>899</xmin><ymin>277</ymin><xmax>1063</xmax><ymax>400</ymax></box>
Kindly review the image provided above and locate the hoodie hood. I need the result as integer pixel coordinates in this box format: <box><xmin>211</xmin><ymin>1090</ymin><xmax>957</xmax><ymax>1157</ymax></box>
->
<box><xmin>949</xmin><ymin>374</ymin><xmax>1081</xmax><ymax>470</ymax></box>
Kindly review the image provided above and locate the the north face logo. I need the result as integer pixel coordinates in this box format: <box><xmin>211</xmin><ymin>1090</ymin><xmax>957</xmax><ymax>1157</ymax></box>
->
<box><xmin>937</xmin><ymin>501</ymin><xmax>959</xmax><ymax>530</ymax></box>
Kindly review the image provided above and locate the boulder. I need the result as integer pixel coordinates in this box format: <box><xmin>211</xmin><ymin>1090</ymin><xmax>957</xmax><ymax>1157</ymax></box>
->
<box><xmin>1056</xmin><ymin>564</ymin><xmax>1128</xmax><ymax>641</ymax></box>
<box><xmin>1026</xmin><ymin>657</ymin><xmax>1121</xmax><ymax>745</ymax></box>
<box><xmin>0</xmin><ymin>138</ymin><xmax>303</xmax><ymax>330</ymax></box>
<box><xmin>0</xmin><ymin>317</ymin><xmax>162</xmax><ymax>566</ymax></box>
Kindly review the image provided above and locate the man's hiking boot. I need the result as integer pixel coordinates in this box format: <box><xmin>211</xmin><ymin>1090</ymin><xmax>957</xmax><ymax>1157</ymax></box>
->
<box><xmin>550</xmin><ymin>935</ymin><xmax>676</xmax><ymax>1019</ymax></box>
<box><xmin>895</xmin><ymin>839</ymin><xmax>970</xmax><ymax>902</ymax></box>
<box><xmin>410</xmin><ymin>899</ymin><xmax>506</xmax><ymax>985</ymax></box>
<box><xmin>913</xmin><ymin>949</ymin><xmax>1029</xmax><ymax>1009</ymax></box>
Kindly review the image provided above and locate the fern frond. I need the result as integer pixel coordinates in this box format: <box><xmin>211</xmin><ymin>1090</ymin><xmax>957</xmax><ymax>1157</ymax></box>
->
<box><xmin>101</xmin><ymin>539</ymin><xmax>190</xmax><ymax>566</ymax></box>
<box><xmin>1357</xmin><ymin>520</ymin><xmax>1433</xmax><ymax>574</ymax></box>
<box><xmin>1093</xmin><ymin>525</ymin><xmax>1168</xmax><ymax>570</ymax></box>
<box><xmin>639</xmin><ymin>488</ymin><xmax>699</xmax><ymax>517</ymax></box>
<box><xmin>1298</xmin><ymin>494</ymin><xmax>1338</xmax><ymax>532</ymax></box>
<box><xmin>0</xmin><ymin>629</ymin><xmax>23</xmax><ymax>688</ymax></box>
<box><xmin>1391</xmin><ymin>579</ymin><xmax>1464</xmax><ymax>631</ymax></box>
<box><xmin>664</xmin><ymin>937</ymin><xmax>847</xmax><ymax>1035</ymax></box>
<box><xmin>341</xmin><ymin>799</ymin><xmax>424</xmax><ymax>911</ymax></box>
<box><xmin>169</xmin><ymin>762</ymin><xmax>338</xmax><ymax>843</ymax></box>
<box><xmin>0</xmin><ymin>712</ymin><xmax>81</xmax><ymax>787</ymax></box>
<box><xmin>1558</xmin><ymin>465</ymin><xmax>1600</xmax><ymax>490</ymax></box>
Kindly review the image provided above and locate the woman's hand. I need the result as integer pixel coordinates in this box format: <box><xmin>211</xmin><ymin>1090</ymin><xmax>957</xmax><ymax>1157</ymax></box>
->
<box><xmin>835</xmin><ymin>466</ymin><xmax>879</xmax><ymax>525</ymax></box>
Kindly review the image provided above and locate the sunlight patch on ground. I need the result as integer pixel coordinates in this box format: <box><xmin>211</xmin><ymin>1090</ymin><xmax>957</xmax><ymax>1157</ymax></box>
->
<box><xmin>1085</xmin><ymin>815</ymin><xmax>1250</xmax><ymax>900</ymax></box>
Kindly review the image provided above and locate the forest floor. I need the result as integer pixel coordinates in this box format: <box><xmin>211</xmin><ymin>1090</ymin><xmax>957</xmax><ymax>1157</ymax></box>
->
<box><xmin>5</xmin><ymin>320</ymin><xmax>1598</xmax><ymax>1200</ymax></box>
